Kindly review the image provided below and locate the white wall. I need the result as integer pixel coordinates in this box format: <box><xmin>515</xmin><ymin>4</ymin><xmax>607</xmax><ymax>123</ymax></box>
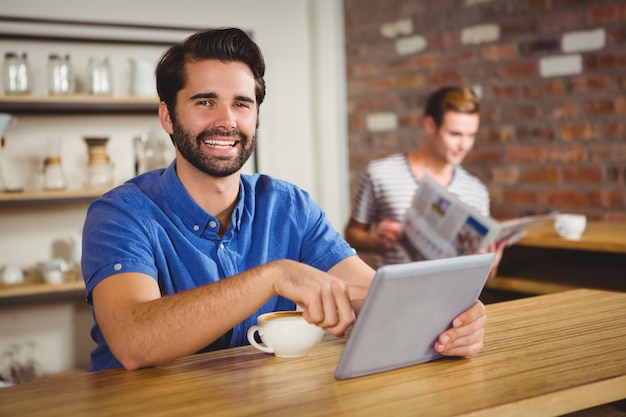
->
<box><xmin>0</xmin><ymin>0</ymin><xmax>348</xmax><ymax>375</ymax></box>
<box><xmin>1</xmin><ymin>0</ymin><xmax>348</xmax><ymax>226</ymax></box>
<box><xmin>1</xmin><ymin>0</ymin><xmax>350</xmax><ymax>266</ymax></box>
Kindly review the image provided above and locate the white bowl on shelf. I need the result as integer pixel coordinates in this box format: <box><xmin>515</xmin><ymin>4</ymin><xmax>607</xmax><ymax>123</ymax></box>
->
<box><xmin>0</xmin><ymin>265</ymin><xmax>24</xmax><ymax>285</ymax></box>
<box><xmin>37</xmin><ymin>258</ymin><xmax>69</xmax><ymax>285</ymax></box>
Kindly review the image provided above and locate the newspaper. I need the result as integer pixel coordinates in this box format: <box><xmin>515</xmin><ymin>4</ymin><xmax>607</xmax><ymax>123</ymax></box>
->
<box><xmin>402</xmin><ymin>174</ymin><xmax>556</xmax><ymax>260</ymax></box>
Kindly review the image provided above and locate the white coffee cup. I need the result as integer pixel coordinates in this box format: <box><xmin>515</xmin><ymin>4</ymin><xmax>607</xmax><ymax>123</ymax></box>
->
<box><xmin>554</xmin><ymin>214</ymin><xmax>587</xmax><ymax>240</ymax></box>
<box><xmin>247</xmin><ymin>311</ymin><xmax>324</xmax><ymax>358</ymax></box>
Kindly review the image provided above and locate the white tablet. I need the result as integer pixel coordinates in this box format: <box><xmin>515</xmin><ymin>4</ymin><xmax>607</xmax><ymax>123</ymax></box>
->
<box><xmin>334</xmin><ymin>252</ymin><xmax>494</xmax><ymax>380</ymax></box>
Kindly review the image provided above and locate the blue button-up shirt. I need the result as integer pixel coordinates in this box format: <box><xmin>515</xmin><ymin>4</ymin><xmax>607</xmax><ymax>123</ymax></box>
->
<box><xmin>82</xmin><ymin>162</ymin><xmax>355</xmax><ymax>371</ymax></box>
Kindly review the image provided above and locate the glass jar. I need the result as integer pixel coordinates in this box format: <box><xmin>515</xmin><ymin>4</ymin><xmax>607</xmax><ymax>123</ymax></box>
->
<box><xmin>87</xmin><ymin>56</ymin><xmax>113</xmax><ymax>96</ymax></box>
<box><xmin>47</xmin><ymin>53</ymin><xmax>73</xmax><ymax>95</ymax></box>
<box><xmin>133</xmin><ymin>132</ymin><xmax>174</xmax><ymax>175</ymax></box>
<box><xmin>3</xmin><ymin>51</ymin><xmax>31</xmax><ymax>95</ymax></box>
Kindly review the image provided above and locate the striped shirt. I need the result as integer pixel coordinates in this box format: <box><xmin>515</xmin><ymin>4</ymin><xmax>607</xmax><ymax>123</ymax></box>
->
<box><xmin>350</xmin><ymin>153</ymin><xmax>490</xmax><ymax>266</ymax></box>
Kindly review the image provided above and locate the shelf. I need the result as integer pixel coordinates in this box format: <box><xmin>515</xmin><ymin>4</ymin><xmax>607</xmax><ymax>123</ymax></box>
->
<box><xmin>0</xmin><ymin>188</ymin><xmax>107</xmax><ymax>206</ymax></box>
<box><xmin>0</xmin><ymin>95</ymin><xmax>159</xmax><ymax>114</ymax></box>
<box><xmin>0</xmin><ymin>278</ymin><xmax>85</xmax><ymax>305</ymax></box>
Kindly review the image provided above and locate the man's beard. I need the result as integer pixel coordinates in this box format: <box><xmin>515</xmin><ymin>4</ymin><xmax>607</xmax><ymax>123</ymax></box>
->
<box><xmin>171</xmin><ymin>122</ymin><xmax>256</xmax><ymax>178</ymax></box>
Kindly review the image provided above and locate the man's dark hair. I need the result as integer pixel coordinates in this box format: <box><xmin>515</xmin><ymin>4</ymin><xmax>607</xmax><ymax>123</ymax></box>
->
<box><xmin>156</xmin><ymin>27</ymin><xmax>266</xmax><ymax>116</ymax></box>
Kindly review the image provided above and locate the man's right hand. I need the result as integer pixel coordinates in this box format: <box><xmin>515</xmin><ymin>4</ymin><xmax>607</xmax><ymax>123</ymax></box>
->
<box><xmin>271</xmin><ymin>260</ymin><xmax>363</xmax><ymax>337</ymax></box>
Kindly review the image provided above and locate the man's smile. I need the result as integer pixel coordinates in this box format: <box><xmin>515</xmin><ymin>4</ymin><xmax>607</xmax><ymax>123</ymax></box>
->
<box><xmin>204</xmin><ymin>139</ymin><xmax>237</xmax><ymax>149</ymax></box>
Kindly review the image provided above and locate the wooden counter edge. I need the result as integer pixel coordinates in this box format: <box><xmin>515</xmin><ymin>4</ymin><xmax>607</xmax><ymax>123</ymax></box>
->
<box><xmin>485</xmin><ymin>275</ymin><xmax>579</xmax><ymax>295</ymax></box>
<box><xmin>0</xmin><ymin>280</ymin><xmax>85</xmax><ymax>304</ymax></box>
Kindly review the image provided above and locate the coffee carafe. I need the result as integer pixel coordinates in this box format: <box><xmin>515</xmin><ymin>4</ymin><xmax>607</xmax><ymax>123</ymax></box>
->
<box><xmin>84</xmin><ymin>136</ymin><xmax>113</xmax><ymax>188</ymax></box>
<box><xmin>42</xmin><ymin>138</ymin><xmax>67</xmax><ymax>190</ymax></box>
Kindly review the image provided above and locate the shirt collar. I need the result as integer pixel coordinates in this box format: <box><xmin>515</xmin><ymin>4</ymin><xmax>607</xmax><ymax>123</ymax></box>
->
<box><xmin>161</xmin><ymin>161</ymin><xmax>245</xmax><ymax>235</ymax></box>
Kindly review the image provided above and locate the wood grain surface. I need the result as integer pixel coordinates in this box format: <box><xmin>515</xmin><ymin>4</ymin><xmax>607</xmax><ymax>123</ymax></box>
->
<box><xmin>518</xmin><ymin>221</ymin><xmax>626</xmax><ymax>254</ymax></box>
<box><xmin>1</xmin><ymin>289</ymin><xmax>625</xmax><ymax>416</ymax></box>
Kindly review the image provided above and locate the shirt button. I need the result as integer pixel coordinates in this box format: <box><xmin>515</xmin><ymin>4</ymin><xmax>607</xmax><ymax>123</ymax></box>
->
<box><xmin>193</xmin><ymin>225</ymin><xmax>200</xmax><ymax>231</ymax></box>
<box><xmin>219</xmin><ymin>243</ymin><xmax>224</xmax><ymax>250</ymax></box>
<box><xmin>114</xmin><ymin>263</ymin><xmax>122</xmax><ymax>271</ymax></box>
<box><xmin>209</xmin><ymin>221</ymin><xmax>217</xmax><ymax>229</ymax></box>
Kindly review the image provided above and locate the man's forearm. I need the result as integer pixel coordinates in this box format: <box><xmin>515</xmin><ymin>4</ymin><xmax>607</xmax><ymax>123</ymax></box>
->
<box><xmin>95</xmin><ymin>262</ymin><xmax>279</xmax><ymax>370</ymax></box>
<box><xmin>344</xmin><ymin>225</ymin><xmax>378</xmax><ymax>253</ymax></box>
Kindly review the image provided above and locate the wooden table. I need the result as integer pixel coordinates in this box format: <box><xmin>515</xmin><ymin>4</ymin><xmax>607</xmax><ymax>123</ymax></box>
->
<box><xmin>1</xmin><ymin>289</ymin><xmax>625</xmax><ymax>416</ymax></box>
<box><xmin>488</xmin><ymin>221</ymin><xmax>626</xmax><ymax>295</ymax></box>
<box><xmin>517</xmin><ymin>220</ymin><xmax>626</xmax><ymax>254</ymax></box>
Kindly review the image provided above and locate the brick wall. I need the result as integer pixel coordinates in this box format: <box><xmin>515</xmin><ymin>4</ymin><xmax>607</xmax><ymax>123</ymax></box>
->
<box><xmin>344</xmin><ymin>0</ymin><xmax>626</xmax><ymax>221</ymax></box>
